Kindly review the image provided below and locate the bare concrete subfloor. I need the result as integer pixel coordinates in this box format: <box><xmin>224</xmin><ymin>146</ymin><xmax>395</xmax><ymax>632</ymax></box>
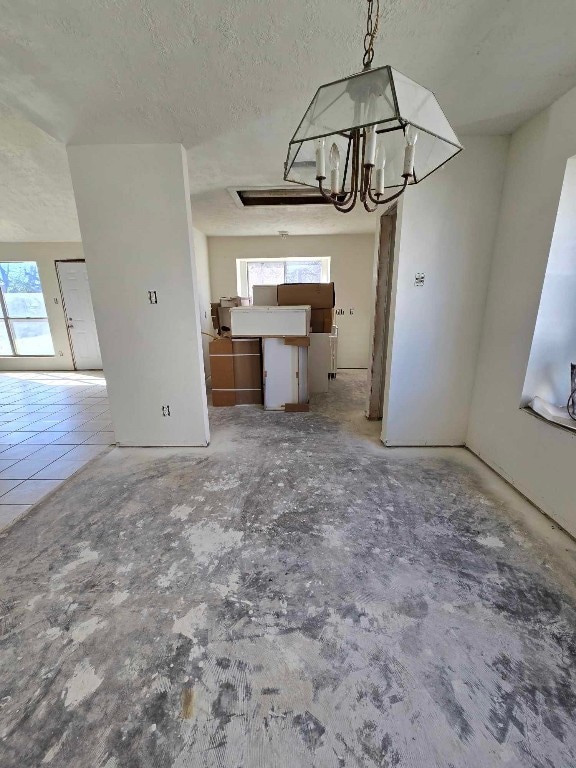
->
<box><xmin>1</xmin><ymin>370</ymin><xmax>576</xmax><ymax>767</ymax></box>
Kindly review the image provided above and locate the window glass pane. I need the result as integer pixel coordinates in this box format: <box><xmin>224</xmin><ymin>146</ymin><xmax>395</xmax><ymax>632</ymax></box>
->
<box><xmin>285</xmin><ymin>260</ymin><xmax>323</xmax><ymax>283</ymax></box>
<box><xmin>0</xmin><ymin>262</ymin><xmax>48</xmax><ymax>318</ymax></box>
<box><xmin>11</xmin><ymin>320</ymin><xmax>55</xmax><ymax>355</ymax></box>
<box><xmin>0</xmin><ymin>321</ymin><xmax>13</xmax><ymax>355</ymax></box>
<box><xmin>247</xmin><ymin>262</ymin><xmax>285</xmax><ymax>298</ymax></box>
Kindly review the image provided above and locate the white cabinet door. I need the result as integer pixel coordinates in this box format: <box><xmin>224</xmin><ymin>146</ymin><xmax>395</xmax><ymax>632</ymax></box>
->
<box><xmin>57</xmin><ymin>261</ymin><xmax>103</xmax><ymax>370</ymax></box>
<box><xmin>263</xmin><ymin>338</ymin><xmax>298</xmax><ymax>410</ymax></box>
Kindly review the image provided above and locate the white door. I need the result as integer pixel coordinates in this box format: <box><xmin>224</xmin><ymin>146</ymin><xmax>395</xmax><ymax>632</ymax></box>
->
<box><xmin>57</xmin><ymin>261</ymin><xmax>102</xmax><ymax>370</ymax></box>
<box><xmin>263</xmin><ymin>338</ymin><xmax>298</xmax><ymax>410</ymax></box>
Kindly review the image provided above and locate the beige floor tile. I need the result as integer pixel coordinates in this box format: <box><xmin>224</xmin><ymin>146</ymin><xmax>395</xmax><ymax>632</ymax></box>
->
<box><xmin>32</xmin><ymin>460</ymin><xmax>88</xmax><ymax>480</ymax></box>
<box><xmin>0</xmin><ymin>459</ymin><xmax>54</xmax><ymax>480</ymax></box>
<box><xmin>0</xmin><ymin>479</ymin><xmax>24</xmax><ymax>496</ymax></box>
<box><xmin>0</xmin><ymin>479</ymin><xmax>62</xmax><ymax>505</ymax></box>
<box><xmin>82</xmin><ymin>432</ymin><xmax>115</xmax><ymax>444</ymax></box>
<box><xmin>18</xmin><ymin>432</ymin><xmax>68</xmax><ymax>445</ymax></box>
<box><xmin>63</xmin><ymin>444</ymin><xmax>108</xmax><ymax>461</ymax></box>
<box><xmin>0</xmin><ymin>504</ymin><xmax>31</xmax><ymax>528</ymax></box>
<box><xmin>0</xmin><ymin>444</ymin><xmax>43</xmax><ymax>460</ymax></box>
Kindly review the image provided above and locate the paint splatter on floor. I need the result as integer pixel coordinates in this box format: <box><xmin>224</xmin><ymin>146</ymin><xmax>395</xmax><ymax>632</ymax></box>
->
<box><xmin>0</xmin><ymin>372</ymin><xmax>575</xmax><ymax>767</ymax></box>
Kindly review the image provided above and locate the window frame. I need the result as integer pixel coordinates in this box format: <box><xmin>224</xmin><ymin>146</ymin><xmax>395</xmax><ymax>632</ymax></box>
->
<box><xmin>0</xmin><ymin>261</ymin><xmax>55</xmax><ymax>357</ymax></box>
<box><xmin>236</xmin><ymin>256</ymin><xmax>330</xmax><ymax>298</ymax></box>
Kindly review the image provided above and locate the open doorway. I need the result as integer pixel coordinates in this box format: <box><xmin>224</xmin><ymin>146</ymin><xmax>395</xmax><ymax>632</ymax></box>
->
<box><xmin>56</xmin><ymin>260</ymin><xmax>103</xmax><ymax>370</ymax></box>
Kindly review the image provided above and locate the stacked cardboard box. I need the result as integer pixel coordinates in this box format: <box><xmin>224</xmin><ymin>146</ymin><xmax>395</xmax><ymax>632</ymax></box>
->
<box><xmin>277</xmin><ymin>282</ymin><xmax>335</xmax><ymax>332</ymax></box>
<box><xmin>209</xmin><ymin>283</ymin><xmax>334</xmax><ymax>411</ymax></box>
<box><xmin>210</xmin><ymin>296</ymin><xmax>250</xmax><ymax>336</ymax></box>
<box><xmin>209</xmin><ymin>337</ymin><xmax>262</xmax><ymax>406</ymax></box>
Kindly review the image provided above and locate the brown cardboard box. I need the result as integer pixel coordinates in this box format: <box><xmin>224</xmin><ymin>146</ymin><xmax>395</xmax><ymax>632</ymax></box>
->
<box><xmin>311</xmin><ymin>308</ymin><xmax>333</xmax><ymax>333</ymax></box>
<box><xmin>277</xmin><ymin>282</ymin><xmax>335</xmax><ymax>309</ymax></box>
<box><xmin>220</xmin><ymin>296</ymin><xmax>250</xmax><ymax>307</ymax></box>
<box><xmin>209</xmin><ymin>337</ymin><xmax>262</xmax><ymax>406</ymax></box>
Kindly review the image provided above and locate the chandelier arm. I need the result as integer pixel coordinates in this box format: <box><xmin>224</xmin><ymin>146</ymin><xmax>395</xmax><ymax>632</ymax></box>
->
<box><xmin>361</xmin><ymin>165</ymin><xmax>378</xmax><ymax>211</ymax></box>
<box><xmin>361</xmin><ymin>162</ymin><xmax>372</xmax><ymax>203</ymax></box>
<box><xmin>372</xmin><ymin>176</ymin><xmax>409</xmax><ymax>207</ymax></box>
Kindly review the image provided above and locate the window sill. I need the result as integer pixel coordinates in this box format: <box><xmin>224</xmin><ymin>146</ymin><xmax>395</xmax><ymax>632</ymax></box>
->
<box><xmin>521</xmin><ymin>402</ymin><xmax>576</xmax><ymax>436</ymax></box>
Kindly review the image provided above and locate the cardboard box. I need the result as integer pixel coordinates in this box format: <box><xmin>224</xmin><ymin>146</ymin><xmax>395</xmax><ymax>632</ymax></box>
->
<box><xmin>230</xmin><ymin>306</ymin><xmax>311</xmax><ymax>337</ymax></box>
<box><xmin>253</xmin><ymin>285</ymin><xmax>278</xmax><ymax>306</ymax></box>
<box><xmin>219</xmin><ymin>296</ymin><xmax>250</xmax><ymax>308</ymax></box>
<box><xmin>311</xmin><ymin>308</ymin><xmax>333</xmax><ymax>333</ymax></box>
<box><xmin>209</xmin><ymin>337</ymin><xmax>262</xmax><ymax>406</ymax></box>
<box><xmin>277</xmin><ymin>282</ymin><xmax>335</xmax><ymax>309</ymax></box>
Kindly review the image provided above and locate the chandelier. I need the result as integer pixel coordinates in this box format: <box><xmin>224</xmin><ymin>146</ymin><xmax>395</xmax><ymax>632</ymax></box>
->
<box><xmin>284</xmin><ymin>0</ymin><xmax>463</xmax><ymax>213</ymax></box>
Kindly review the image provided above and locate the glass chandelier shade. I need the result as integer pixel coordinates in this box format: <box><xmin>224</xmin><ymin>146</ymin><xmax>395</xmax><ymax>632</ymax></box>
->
<box><xmin>284</xmin><ymin>65</ymin><xmax>463</xmax><ymax>208</ymax></box>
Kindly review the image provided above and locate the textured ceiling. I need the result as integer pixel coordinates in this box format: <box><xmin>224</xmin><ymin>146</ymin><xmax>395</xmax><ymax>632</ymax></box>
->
<box><xmin>0</xmin><ymin>0</ymin><xmax>576</xmax><ymax>239</ymax></box>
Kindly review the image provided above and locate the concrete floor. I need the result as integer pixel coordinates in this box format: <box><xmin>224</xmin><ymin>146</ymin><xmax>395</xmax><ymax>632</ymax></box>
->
<box><xmin>1</xmin><ymin>370</ymin><xmax>576</xmax><ymax>767</ymax></box>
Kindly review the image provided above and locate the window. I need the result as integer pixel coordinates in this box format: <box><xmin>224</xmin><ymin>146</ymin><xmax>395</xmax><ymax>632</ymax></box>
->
<box><xmin>0</xmin><ymin>262</ymin><xmax>55</xmax><ymax>356</ymax></box>
<box><xmin>237</xmin><ymin>257</ymin><xmax>330</xmax><ymax>299</ymax></box>
<box><xmin>522</xmin><ymin>155</ymin><xmax>576</xmax><ymax>431</ymax></box>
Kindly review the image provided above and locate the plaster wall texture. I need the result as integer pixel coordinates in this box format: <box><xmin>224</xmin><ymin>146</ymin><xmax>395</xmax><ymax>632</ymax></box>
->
<box><xmin>207</xmin><ymin>234</ymin><xmax>375</xmax><ymax>369</ymax></box>
<box><xmin>0</xmin><ymin>242</ymin><xmax>83</xmax><ymax>371</ymax></box>
<box><xmin>68</xmin><ymin>144</ymin><xmax>209</xmax><ymax>447</ymax></box>
<box><xmin>381</xmin><ymin>136</ymin><xmax>509</xmax><ymax>447</ymax></box>
<box><xmin>468</xmin><ymin>84</ymin><xmax>576</xmax><ymax>537</ymax></box>
<box><xmin>522</xmin><ymin>157</ymin><xmax>576</xmax><ymax>406</ymax></box>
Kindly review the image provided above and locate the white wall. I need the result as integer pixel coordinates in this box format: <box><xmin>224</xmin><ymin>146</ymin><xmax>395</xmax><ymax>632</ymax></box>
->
<box><xmin>0</xmin><ymin>242</ymin><xmax>83</xmax><ymax>371</ymax></box>
<box><xmin>468</xmin><ymin>86</ymin><xmax>576</xmax><ymax>537</ymax></box>
<box><xmin>522</xmin><ymin>157</ymin><xmax>576</xmax><ymax>406</ymax></box>
<box><xmin>207</xmin><ymin>234</ymin><xmax>375</xmax><ymax>368</ymax></box>
<box><xmin>68</xmin><ymin>143</ymin><xmax>209</xmax><ymax>447</ymax></box>
<box><xmin>192</xmin><ymin>228</ymin><xmax>213</xmax><ymax>379</ymax></box>
<box><xmin>382</xmin><ymin>136</ymin><xmax>509</xmax><ymax>446</ymax></box>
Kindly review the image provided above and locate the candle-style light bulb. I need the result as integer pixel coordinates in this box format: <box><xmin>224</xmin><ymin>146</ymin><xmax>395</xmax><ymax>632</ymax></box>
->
<box><xmin>315</xmin><ymin>138</ymin><xmax>326</xmax><ymax>180</ymax></box>
<box><xmin>364</xmin><ymin>127</ymin><xmax>377</xmax><ymax>167</ymax></box>
<box><xmin>405</xmin><ymin>125</ymin><xmax>419</xmax><ymax>146</ymax></box>
<box><xmin>364</xmin><ymin>93</ymin><xmax>378</xmax><ymax>167</ymax></box>
<box><xmin>329</xmin><ymin>143</ymin><xmax>341</xmax><ymax>194</ymax></box>
<box><xmin>403</xmin><ymin>125</ymin><xmax>418</xmax><ymax>177</ymax></box>
<box><xmin>375</xmin><ymin>142</ymin><xmax>386</xmax><ymax>195</ymax></box>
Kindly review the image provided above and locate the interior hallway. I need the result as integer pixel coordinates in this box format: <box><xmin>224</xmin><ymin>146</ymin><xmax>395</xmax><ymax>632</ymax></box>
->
<box><xmin>1</xmin><ymin>371</ymin><xmax>575</xmax><ymax>767</ymax></box>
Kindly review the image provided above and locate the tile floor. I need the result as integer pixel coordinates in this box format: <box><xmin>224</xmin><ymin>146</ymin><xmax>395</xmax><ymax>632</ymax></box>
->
<box><xmin>0</xmin><ymin>371</ymin><xmax>114</xmax><ymax>529</ymax></box>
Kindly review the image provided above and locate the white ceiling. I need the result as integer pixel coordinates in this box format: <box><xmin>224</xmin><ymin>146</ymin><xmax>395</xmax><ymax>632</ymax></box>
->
<box><xmin>1</xmin><ymin>0</ymin><xmax>576</xmax><ymax>240</ymax></box>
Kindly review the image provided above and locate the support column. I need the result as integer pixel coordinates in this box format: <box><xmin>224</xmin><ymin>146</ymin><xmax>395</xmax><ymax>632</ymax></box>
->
<box><xmin>67</xmin><ymin>144</ymin><xmax>209</xmax><ymax>446</ymax></box>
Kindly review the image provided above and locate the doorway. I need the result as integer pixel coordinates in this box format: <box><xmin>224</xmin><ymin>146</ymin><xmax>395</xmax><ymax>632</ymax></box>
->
<box><xmin>56</xmin><ymin>260</ymin><xmax>103</xmax><ymax>370</ymax></box>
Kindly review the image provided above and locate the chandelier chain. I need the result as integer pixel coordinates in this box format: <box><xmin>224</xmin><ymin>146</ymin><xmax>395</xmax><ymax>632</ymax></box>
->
<box><xmin>363</xmin><ymin>0</ymin><xmax>380</xmax><ymax>70</ymax></box>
